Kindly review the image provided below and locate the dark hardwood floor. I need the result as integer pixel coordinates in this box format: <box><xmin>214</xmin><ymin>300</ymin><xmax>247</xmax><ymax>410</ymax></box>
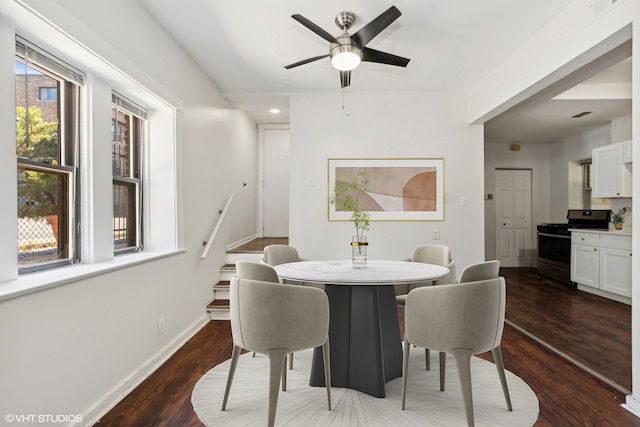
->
<box><xmin>500</xmin><ymin>267</ymin><xmax>631</xmax><ymax>394</ymax></box>
<box><xmin>95</xmin><ymin>264</ymin><xmax>639</xmax><ymax>427</ymax></box>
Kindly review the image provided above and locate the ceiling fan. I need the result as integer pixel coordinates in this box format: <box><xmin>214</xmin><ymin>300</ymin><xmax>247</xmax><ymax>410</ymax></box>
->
<box><xmin>284</xmin><ymin>6</ymin><xmax>410</xmax><ymax>88</ymax></box>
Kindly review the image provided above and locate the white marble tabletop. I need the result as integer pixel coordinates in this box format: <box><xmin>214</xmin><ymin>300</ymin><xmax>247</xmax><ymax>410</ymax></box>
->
<box><xmin>274</xmin><ymin>260</ymin><xmax>450</xmax><ymax>286</ymax></box>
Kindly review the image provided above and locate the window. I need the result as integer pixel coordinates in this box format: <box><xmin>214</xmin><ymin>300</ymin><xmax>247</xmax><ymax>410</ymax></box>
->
<box><xmin>39</xmin><ymin>87</ymin><xmax>57</xmax><ymax>101</ymax></box>
<box><xmin>112</xmin><ymin>93</ymin><xmax>145</xmax><ymax>253</ymax></box>
<box><xmin>16</xmin><ymin>37</ymin><xmax>83</xmax><ymax>273</ymax></box>
<box><xmin>582</xmin><ymin>159</ymin><xmax>592</xmax><ymax>209</ymax></box>
<box><xmin>582</xmin><ymin>159</ymin><xmax>611</xmax><ymax>211</ymax></box>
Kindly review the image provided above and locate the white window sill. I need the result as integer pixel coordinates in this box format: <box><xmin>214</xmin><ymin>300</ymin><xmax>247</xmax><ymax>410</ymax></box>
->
<box><xmin>0</xmin><ymin>249</ymin><xmax>187</xmax><ymax>302</ymax></box>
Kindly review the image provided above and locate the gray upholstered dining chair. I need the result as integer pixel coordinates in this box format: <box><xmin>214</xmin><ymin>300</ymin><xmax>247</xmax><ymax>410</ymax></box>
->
<box><xmin>458</xmin><ymin>259</ymin><xmax>500</xmax><ymax>283</ymax></box>
<box><xmin>401</xmin><ymin>277</ymin><xmax>513</xmax><ymax>427</ymax></box>
<box><xmin>423</xmin><ymin>260</ymin><xmax>501</xmax><ymax>388</ymax></box>
<box><xmin>222</xmin><ymin>277</ymin><xmax>332</xmax><ymax>427</ymax></box>
<box><xmin>263</xmin><ymin>244</ymin><xmax>304</xmax><ymax>266</ymax></box>
<box><xmin>236</xmin><ymin>260</ymin><xmax>280</xmax><ymax>282</ymax></box>
<box><xmin>262</xmin><ymin>244</ymin><xmax>313</xmax><ymax>370</ymax></box>
<box><xmin>235</xmin><ymin>260</ymin><xmax>294</xmax><ymax>387</ymax></box>
<box><xmin>395</xmin><ymin>245</ymin><xmax>457</xmax><ymax>304</ymax></box>
<box><xmin>396</xmin><ymin>244</ymin><xmax>456</xmax><ymax>370</ymax></box>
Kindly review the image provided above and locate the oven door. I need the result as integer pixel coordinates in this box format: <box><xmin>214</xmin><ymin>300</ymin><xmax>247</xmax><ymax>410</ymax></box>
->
<box><xmin>538</xmin><ymin>232</ymin><xmax>571</xmax><ymax>266</ymax></box>
<box><xmin>537</xmin><ymin>232</ymin><xmax>571</xmax><ymax>284</ymax></box>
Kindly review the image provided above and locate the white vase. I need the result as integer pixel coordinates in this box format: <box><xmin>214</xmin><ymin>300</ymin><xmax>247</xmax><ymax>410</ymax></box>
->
<box><xmin>351</xmin><ymin>235</ymin><xmax>368</xmax><ymax>269</ymax></box>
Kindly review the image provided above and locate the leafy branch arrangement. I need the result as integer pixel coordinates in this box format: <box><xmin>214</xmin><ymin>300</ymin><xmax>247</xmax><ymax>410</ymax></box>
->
<box><xmin>330</xmin><ymin>169</ymin><xmax>371</xmax><ymax>243</ymax></box>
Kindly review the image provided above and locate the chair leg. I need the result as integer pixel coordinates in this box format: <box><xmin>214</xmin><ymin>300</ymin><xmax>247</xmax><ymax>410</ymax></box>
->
<box><xmin>322</xmin><ymin>340</ymin><xmax>332</xmax><ymax>410</ymax></box>
<box><xmin>281</xmin><ymin>357</ymin><xmax>287</xmax><ymax>391</ymax></box>
<box><xmin>439</xmin><ymin>351</ymin><xmax>446</xmax><ymax>391</ymax></box>
<box><xmin>221</xmin><ymin>344</ymin><xmax>242</xmax><ymax>411</ymax></box>
<box><xmin>289</xmin><ymin>352</ymin><xmax>294</xmax><ymax>370</ymax></box>
<box><xmin>425</xmin><ymin>348</ymin><xmax>430</xmax><ymax>370</ymax></box>
<box><xmin>401</xmin><ymin>338</ymin><xmax>411</xmax><ymax>409</ymax></box>
<box><xmin>266</xmin><ymin>349</ymin><xmax>288</xmax><ymax>427</ymax></box>
<box><xmin>451</xmin><ymin>348</ymin><xmax>475</xmax><ymax>427</ymax></box>
<box><xmin>491</xmin><ymin>346</ymin><xmax>513</xmax><ymax>411</ymax></box>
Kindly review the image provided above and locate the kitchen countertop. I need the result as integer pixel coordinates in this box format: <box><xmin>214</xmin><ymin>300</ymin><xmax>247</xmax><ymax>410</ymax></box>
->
<box><xmin>569</xmin><ymin>228</ymin><xmax>632</xmax><ymax>236</ymax></box>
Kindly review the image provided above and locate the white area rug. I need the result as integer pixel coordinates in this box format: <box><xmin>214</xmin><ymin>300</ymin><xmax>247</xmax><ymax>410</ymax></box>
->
<box><xmin>192</xmin><ymin>347</ymin><xmax>539</xmax><ymax>426</ymax></box>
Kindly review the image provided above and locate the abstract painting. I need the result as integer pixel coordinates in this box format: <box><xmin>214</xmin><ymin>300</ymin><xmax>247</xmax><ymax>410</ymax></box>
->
<box><xmin>328</xmin><ymin>158</ymin><xmax>444</xmax><ymax>221</ymax></box>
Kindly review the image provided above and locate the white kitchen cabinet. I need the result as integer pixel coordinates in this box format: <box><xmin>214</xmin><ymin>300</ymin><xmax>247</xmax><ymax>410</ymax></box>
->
<box><xmin>571</xmin><ymin>231</ymin><xmax>632</xmax><ymax>299</ymax></box>
<box><xmin>571</xmin><ymin>233</ymin><xmax>599</xmax><ymax>288</ymax></box>
<box><xmin>592</xmin><ymin>142</ymin><xmax>632</xmax><ymax>198</ymax></box>
<box><xmin>623</xmin><ymin>140</ymin><xmax>633</xmax><ymax>164</ymax></box>
<box><xmin>599</xmin><ymin>235</ymin><xmax>632</xmax><ymax>298</ymax></box>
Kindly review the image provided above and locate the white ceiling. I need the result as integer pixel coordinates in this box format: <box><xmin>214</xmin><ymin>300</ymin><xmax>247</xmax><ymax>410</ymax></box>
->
<box><xmin>140</xmin><ymin>0</ymin><xmax>631</xmax><ymax>142</ymax></box>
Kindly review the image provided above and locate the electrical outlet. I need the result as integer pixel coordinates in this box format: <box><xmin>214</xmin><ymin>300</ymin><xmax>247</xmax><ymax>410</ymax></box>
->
<box><xmin>432</xmin><ymin>229</ymin><xmax>440</xmax><ymax>240</ymax></box>
<box><xmin>158</xmin><ymin>317</ymin><xmax>165</xmax><ymax>335</ymax></box>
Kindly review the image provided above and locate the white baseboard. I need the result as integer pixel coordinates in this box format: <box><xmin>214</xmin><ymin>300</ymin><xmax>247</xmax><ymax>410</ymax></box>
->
<box><xmin>576</xmin><ymin>284</ymin><xmax>631</xmax><ymax>305</ymax></box>
<box><xmin>79</xmin><ymin>315</ymin><xmax>210</xmax><ymax>427</ymax></box>
<box><xmin>623</xmin><ymin>395</ymin><xmax>640</xmax><ymax>419</ymax></box>
<box><xmin>226</xmin><ymin>234</ymin><xmax>257</xmax><ymax>251</ymax></box>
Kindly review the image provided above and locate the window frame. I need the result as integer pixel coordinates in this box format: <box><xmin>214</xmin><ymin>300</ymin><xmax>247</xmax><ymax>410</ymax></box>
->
<box><xmin>112</xmin><ymin>92</ymin><xmax>146</xmax><ymax>255</ymax></box>
<box><xmin>15</xmin><ymin>40</ymin><xmax>82</xmax><ymax>274</ymax></box>
<box><xmin>581</xmin><ymin>159</ymin><xmax>592</xmax><ymax>210</ymax></box>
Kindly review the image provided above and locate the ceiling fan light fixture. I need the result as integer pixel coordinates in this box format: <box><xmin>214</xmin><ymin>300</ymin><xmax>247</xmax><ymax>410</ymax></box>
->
<box><xmin>330</xmin><ymin>43</ymin><xmax>362</xmax><ymax>71</ymax></box>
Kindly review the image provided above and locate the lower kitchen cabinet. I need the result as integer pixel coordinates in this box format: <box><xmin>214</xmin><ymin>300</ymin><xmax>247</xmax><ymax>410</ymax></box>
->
<box><xmin>571</xmin><ymin>240</ymin><xmax>599</xmax><ymax>288</ymax></box>
<box><xmin>599</xmin><ymin>243</ymin><xmax>632</xmax><ymax>298</ymax></box>
<box><xmin>571</xmin><ymin>231</ymin><xmax>632</xmax><ymax>300</ymax></box>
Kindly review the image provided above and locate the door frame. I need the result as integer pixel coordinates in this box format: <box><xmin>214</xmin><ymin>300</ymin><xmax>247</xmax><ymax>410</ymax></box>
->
<box><xmin>258</xmin><ymin>123</ymin><xmax>290</xmax><ymax>238</ymax></box>
<box><xmin>494</xmin><ymin>168</ymin><xmax>533</xmax><ymax>268</ymax></box>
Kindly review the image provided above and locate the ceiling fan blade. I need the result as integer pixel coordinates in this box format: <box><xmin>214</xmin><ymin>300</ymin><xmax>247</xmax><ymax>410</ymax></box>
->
<box><xmin>292</xmin><ymin>14</ymin><xmax>340</xmax><ymax>44</ymax></box>
<box><xmin>351</xmin><ymin>6</ymin><xmax>402</xmax><ymax>48</ymax></box>
<box><xmin>284</xmin><ymin>54</ymin><xmax>329</xmax><ymax>69</ymax></box>
<box><xmin>340</xmin><ymin>70</ymin><xmax>351</xmax><ymax>88</ymax></box>
<box><xmin>362</xmin><ymin>47</ymin><xmax>410</xmax><ymax>67</ymax></box>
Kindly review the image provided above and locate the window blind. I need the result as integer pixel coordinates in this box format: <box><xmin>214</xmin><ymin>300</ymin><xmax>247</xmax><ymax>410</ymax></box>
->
<box><xmin>112</xmin><ymin>92</ymin><xmax>148</xmax><ymax>120</ymax></box>
<box><xmin>15</xmin><ymin>36</ymin><xmax>85</xmax><ymax>86</ymax></box>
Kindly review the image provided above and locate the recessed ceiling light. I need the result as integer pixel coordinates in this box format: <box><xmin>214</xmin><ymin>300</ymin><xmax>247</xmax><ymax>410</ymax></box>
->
<box><xmin>270</xmin><ymin>108</ymin><xmax>280</xmax><ymax>114</ymax></box>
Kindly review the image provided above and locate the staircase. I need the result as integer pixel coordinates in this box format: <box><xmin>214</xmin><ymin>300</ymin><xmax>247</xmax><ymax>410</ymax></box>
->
<box><xmin>207</xmin><ymin>237</ymin><xmax>287</xmax><ymax>320</ymax></box>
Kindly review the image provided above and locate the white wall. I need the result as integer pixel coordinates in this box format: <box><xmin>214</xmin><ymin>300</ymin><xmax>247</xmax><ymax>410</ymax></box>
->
<box><xmin>471</xmin><ymin>0</ymin><xmax>640</xmax><ymax>414</ymax></box>
<box><xmin>0</xmin><ymin>0</ymin><xmax>257</xmax><ymax>423</ymax></box>
<box><xmin>289</xmin><ymin>90</ymin><xmax>485</xmax><ymax>277</ymax></box>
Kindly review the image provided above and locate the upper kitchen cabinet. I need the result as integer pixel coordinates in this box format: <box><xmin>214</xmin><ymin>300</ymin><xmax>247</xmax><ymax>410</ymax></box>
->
<box><xmin>623</xmin><ymin>140</ymin><xmax>633</xmax><ymax>164</ymax></box>
<box><xmin>592</xmin><ymin>141</ymin><xmax>632</xmax><ymax>198</ymax></box>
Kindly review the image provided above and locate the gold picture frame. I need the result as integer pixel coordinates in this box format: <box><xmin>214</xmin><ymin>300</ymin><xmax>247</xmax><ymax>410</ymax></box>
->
<box><xmin>328</xmin><ymin>158</ymin><xmax>444</xmax><ymax>221</ymax></box>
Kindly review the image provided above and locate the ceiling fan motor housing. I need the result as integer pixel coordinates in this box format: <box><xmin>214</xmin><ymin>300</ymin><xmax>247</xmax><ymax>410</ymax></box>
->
<box><xmin>330</xmin><ymin>34</ymin><xmax>362</xmax><ymax>71</ymax></box>
<box><xmin>335</xmin><ymin>11</ymin><xmax>356</xmax><ymax>30</ymax></box>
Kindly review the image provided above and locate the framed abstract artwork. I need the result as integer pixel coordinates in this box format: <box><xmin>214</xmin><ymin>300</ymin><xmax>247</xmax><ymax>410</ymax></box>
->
<box><xmin>328</xmin><ymin>158</ymin><xmax>444</xmax><ymax>221</ymax></box>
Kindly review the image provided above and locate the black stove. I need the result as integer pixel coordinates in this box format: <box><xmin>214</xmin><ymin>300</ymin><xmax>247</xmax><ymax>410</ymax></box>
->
<box><xmin>537</xmin><ymin>209</ymin><xmax>610</xmax><ymax>235</ymax></box>
<box><xmin>537</xmin><ymin>209</ymin><xmax>610</xmax><ymax>284</ymax></box>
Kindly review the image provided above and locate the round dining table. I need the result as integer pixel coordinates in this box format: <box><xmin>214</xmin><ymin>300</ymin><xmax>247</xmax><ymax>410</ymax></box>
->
<box><xmin>274</xmin><ymin>260</ymin><xmax>450</xmax><ymax>398</ymax></box>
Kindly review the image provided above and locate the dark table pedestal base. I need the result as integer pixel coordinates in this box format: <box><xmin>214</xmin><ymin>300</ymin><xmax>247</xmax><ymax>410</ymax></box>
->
<box><xmin>309</xmin><ymin>284</ymin><xmax>403</xmax><ymax>397</ymax></box>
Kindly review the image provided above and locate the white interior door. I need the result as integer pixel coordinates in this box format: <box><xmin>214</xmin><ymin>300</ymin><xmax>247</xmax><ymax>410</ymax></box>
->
<box><xmin>495</xmin><ymin>169</ymin><xmax>532</xmax><ymax>267</ymax></box>
<box><xmin>262</xmin><ymin>127</ymin><xmax>290</xmax><ymax>237</ymax></box>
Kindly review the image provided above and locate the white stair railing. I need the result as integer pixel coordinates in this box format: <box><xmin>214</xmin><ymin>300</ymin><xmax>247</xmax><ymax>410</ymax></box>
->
<box><xmin>201</xmin><ymin>193</ymin><xmax>234</xmax><ymax>259</ymax></box>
